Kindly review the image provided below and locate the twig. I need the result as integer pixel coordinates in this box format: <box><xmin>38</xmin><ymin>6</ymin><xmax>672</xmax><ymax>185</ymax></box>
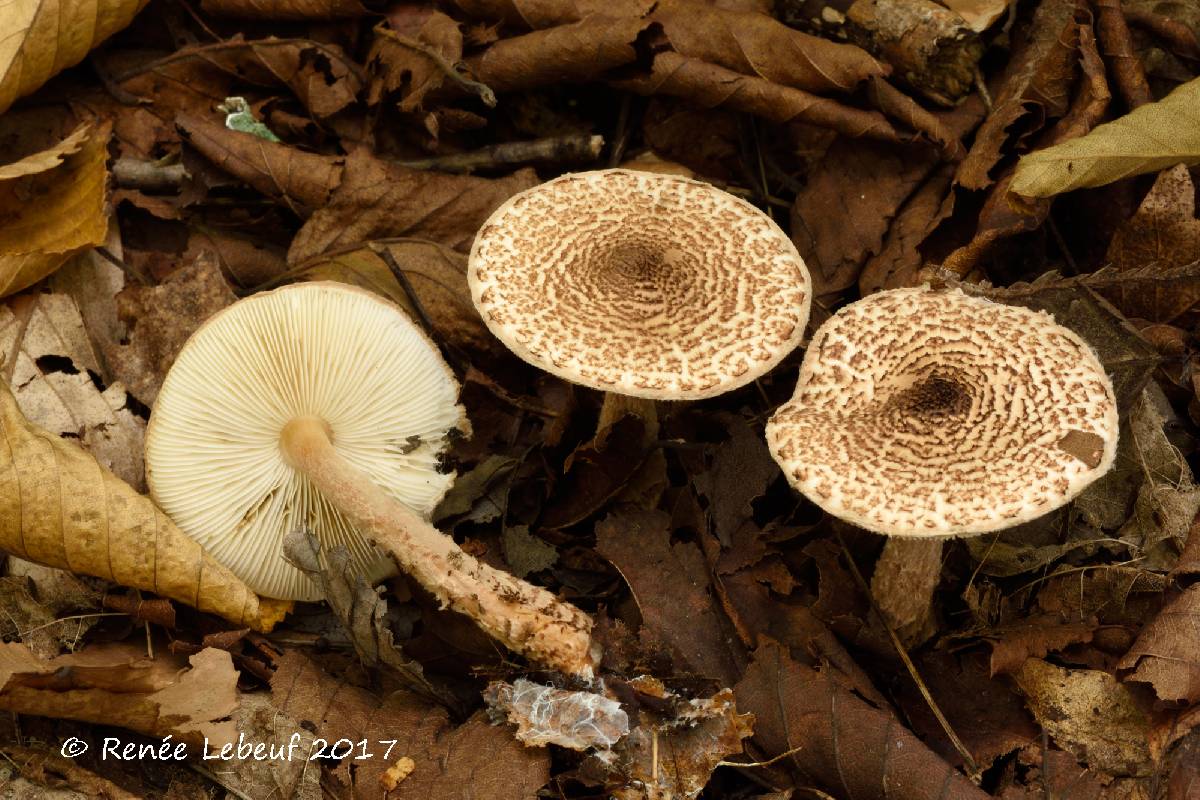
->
<box><xmin>396</xmin><ymin>134</ymin><xmax>603</xmax><ymax>173</ymax></box>
<box><xmin>833</xmin><ymin>531</ymin><xmax>981</xmax><ymax>780</ymax></box>
<box><xmin>372</xmin><ymin>243</ymin><xmax>466</xmax><ymax>375</ymax></box>
<box><xmin>94</xmin><ymin>246</ymin><xmax>151</xmax><ymax>286</ymax></box>
<box><xmin>112</xmin><ymin>38</ymin><xmax>367</xmax><ymax>85</ymax></box>
<box><xmin>715</xmin><ymin>745</ymin><xmax>805</xmax><ymax>769</ymax></box>
<box><xmin>112</xmin><ymin>159</ymin><xmax>187</xmax><ymax>193</ymax></box>
<box><xmin>608</xmin><ymin>94</ymin><xmax>634</xmax><ymax>167</ymax></box>
<box><xmin>973</xmin><ymin>66</ymin><xmax>993</xmax><ymax>111</ymax></box>
<box><xmin>375</xmin><ymin>27</ymin><xmax>496</xmax><ymax>107</ymax></box>
<box><xmin>18</xmin><ymin>612</ymin><xmax>127</xmax><ymax>637</ymax></box>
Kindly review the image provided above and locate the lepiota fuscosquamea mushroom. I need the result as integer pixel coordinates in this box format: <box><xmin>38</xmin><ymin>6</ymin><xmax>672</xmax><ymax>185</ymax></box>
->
<box><xmin>146</xmin><ymin>281</ymin><xmax>597</xmax><ymax>677</ymax></box>
<box><xmin>468</xmin><ymin>169</ymin><xmax>812</xmax><ymax>428</ymax></box>
<box><xmin>766</xmin><ymin>287</ymin><xmax>1119</xmax><ymax>634</ymax></box>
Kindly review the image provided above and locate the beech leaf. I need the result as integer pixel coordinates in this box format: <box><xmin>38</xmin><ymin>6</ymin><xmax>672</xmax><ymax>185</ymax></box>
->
<box><xmin>1011</xmin><ymin>76</ymin><xmax>1200</xmax><ymax>197</ymax></box>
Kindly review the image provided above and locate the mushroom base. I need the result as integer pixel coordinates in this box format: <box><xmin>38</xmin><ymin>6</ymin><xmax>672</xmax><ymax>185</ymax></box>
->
<box><xmin>279</xmin><ymin>415</ymin><xmax>599</xmax><ymax>678</ymax></box>
<box><xmin>870</xmin><ymin>537</ymin><xmax>944</xmax><ymax>647</ymax></box>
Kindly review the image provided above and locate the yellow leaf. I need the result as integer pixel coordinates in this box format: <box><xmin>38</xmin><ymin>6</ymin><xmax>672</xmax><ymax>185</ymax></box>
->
<box><xmin>0</xmin><ymin>0</ymin><xmax>148</xmax><ymax>115</ymax></box>
<box><xmin>0</xmin><ymin>122</ymin><xmax>111</xmax><ymax>298</ymax></box>
<box><xmin>0</xmin><ymin>378</ymin><xmax>289</xmax><ymax>631</ymax></box>
<box><xmin>1011</xmin><ymin>76</ymin><xmax>1200</xmax><ymax>198</ymax></box>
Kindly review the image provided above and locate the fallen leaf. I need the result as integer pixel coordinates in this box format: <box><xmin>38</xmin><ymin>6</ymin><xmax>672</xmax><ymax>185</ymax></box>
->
<box><xmin>987</xmin><ymin>615</ymin><xmax>1099</xmax><ymax>675</ymax></box>
<box><xmin>540</xmin><ymin>416</ymin><xmax>649</xmax><ymax>529</ymax></box>
<box><xmin>0</xmin><ymin>0</ymin><xmax>148</xmax><ymax>114</ymax></box>
<box><xmin>450</xmin><ymin>0</ymin><xmax>654</xmax><ymax>27</ymax></box>
<box><xmin>1014</xmin><ymin>658</ymin><xmax>1157</xmax><ymax>776</ymax></box>
<box><xmin>1011</xmin><ymin>76</ymin><xmax>1200</xmax><ymax>197</ymax></box>
<box><xmin>293</xmin><ymin>239</ymin><xmax>504</xmax><ymax>361</ymax></box>
<box><xmin>216</xmin><ymin>692</ymin><xmax>322</xmax><ymax>800</ymax></box>
<box><xmin>369</xmin><ymin>11</ymin><xmax>466</xmax><ymax>112</ymax></box>
<box><xmin>201</xmin><ymin>0</ymin><xmax>367</xmax><ymax>18</ymax></box>
<box><xmin>2</xmin><ymin>743</ymin><xmax>141</xmax><ymax>799</ymax></box>
<box><xmin>595</xmin><ymin>507</ymin><xmax>747</xmax><ymax>686</ymax></box>
<box><xmin>1106</xmin><ymin>164</ymin><xmax>1200</xmax><ymax>271</ymax></box>
<box><xmin>956</xmin><ymin>0</ymin><xmax>1083</xmax><ymax>189</ymax></box>
<box><xmin>0</xmin><ymin>292</ymin><xmax>145</xmax><ymax>488</ymax></box>
<box><xmin>1118</xmin><ymin>584</ymin><xmax>1200</xmax><ymax>703</ymax></box>
<box><xmin>271</xmin><ymin>651</ymin><xmax>450</xmax><ymax>794</ymax></box>
<box><xmin>392</xmin><ymin>711</ymin><xmax>550</xmax><ymax>800</ymax></box>
<box><xmin>942</xmin><ymin>0</ymin><xmax>1013</xmax><ymax>32</ymax></box>
<box><xmin>0</xmin><ymin>643</ymin><xmax>238</xmax><ymax>749</ymax></box>
<box><xmin>502</xmin><ymin>525</ymin><xmax>558</xmax><ymax>578</ymax></box>
<box><xmin>105</xmin><ymin>251</ymin><xmax>235</xmax><ymax>407</ymax></box>
<box><xmin>735</xmin><ymin>640</ymin><xmax>991</xmax><ymax>799</ymax></box>
<box><xmin>0</xmin><ymin>122</ymin><xmax>110</xmax><ymax>298</ymax></box>
<box><xmin>0</xmin><ymin>378</ymin><xmax>285</xmax><ymax>631</ymax></box>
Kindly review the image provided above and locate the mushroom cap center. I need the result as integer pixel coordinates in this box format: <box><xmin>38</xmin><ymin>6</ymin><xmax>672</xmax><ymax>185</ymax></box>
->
<box><xmin>890</xmin><ymin>374</ymin><xmax>972</xmax><ymax>419</ymax></box>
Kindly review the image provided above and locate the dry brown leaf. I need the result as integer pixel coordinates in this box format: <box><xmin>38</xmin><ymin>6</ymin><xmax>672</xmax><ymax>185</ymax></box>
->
<box><xmin>0</xmin><ymin>292</ymin><xmax>145</xmax><ymax>489</ymax></box>
<box><xmin>1106</xmin><ymin>164</ymin><xmax>1200</xmax><ymax>271</ymax></box>
<box><xmin>650</xmin><ymin>0</ymin><xmax>888</xmax><ymax>94</ymax></box>
<box><xmin>0</xmin><ymin>0</ymin><xmax>148</xmax><ymax>114</ymax></box>
<box><xmin>218</xmin><ymin>693</ymin><xmax>321</xmax><ymax>800</ymax></box>
<box><xmin>859</xmin><ymin>162</ymin><xmax>958</xmax><ymax>293</ymax></box>
<box><xmin>0</xmin><ymin>643</ymin><xmax>238</xmax><ymax>749</ymax></box>
<box><xmin>595</xmin><ymin>507</ymin><xmax>747</xmax><ymax>686</ymax></box>
<box><xmin>288</xmin><ymin>151</ymin><xmax>538</xmax><ymax>260</ymax></box>
<box><xmin>987</xmin><ymin>616</ymin><xmax>1098</xmax><ymax>675</ymax></box>
<box><xmin>451</xmin><ymin>0</ymin><xmax>662</xmax><ymax>27</ymax></box>
<box><xmin>2</xmin><ymin>743</ymin><xmax>141</xmax><ymax>799</ymax></box>
<box><xmin>201</xmin><ymin>0</ymin><xmax>366</xmax><ymax>18</ymax></box>
<box><xmin>0</xmin><ymin>378</ymin><xmax>286</xmax><ymax>631</ymax></box>
<box><xmin>956</xmin><ymin>0</ymin><xmax>1083</xmax><ymax>189</ymax></box>
<box><xmin>369</xmin><ymin>10</ymin><xmax>466</xmax><ymax>111</ymax></box>
<box><xmin>1118</xmin><ymin>584</ymin><xmax>1200</xmax><ymax>703</ymax></box>
<box><xmin>1011</xmin><ymin>76</ymin><xmax>1200</xmax><ymax>197</ymax></box>
<box><xmin>735</xmin><ymin>640</ymin><xmax>991</xmax><ymax>799</ymax></box>
<box><xmin>613</xmin><ymin>51</ymin><xmax>904</xmax><ymax>143</ymax></box>
<box><xmin>292</xmin><ymin>239</ymin><xmax>504</xmax><ymax>361</ymax></box>
<box><xmin>471</xmin><ymin>15</ymin><xmax>653</xmax><ymax>92</ymax></box>
<box><xmin>1014</xmin><ymin>659</ymin><xmax>1158</xmax><ymax>776</ymax></box>
<box><xmin>0</xmin><ymin>122</ymin><xmax>110</xmax><ymax>298</ymax></box>
<box><xmin>271</xmin><ymin>651</ymin><xmax>450</xmax><ymax>795</ymax></box>
<box><xmin>942</xmin><ymin>0</ymin><xmax>1013</xmax><ymax>32</ymax></box>
<box><xmin>392</xmin><ymin>712</ymin><xmax>550</xmax><ymax>800</ymax></box>
<box><xmin>105</xmin><ymin>252</ymin><xmax>236</xmax><ymax>408</ymax></box>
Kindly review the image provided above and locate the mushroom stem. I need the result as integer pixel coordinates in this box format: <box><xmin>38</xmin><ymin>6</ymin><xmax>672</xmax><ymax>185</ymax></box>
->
<box><xmin>597</xmin><ymin>393</ymin><xmax>659</xmax><ymax>440</ymax></box>
<box><xmin>870</xmin><ymin>537</ymin><xmax>945</xmax><ymax>646</ymax></box>
<box><xmin>279</xmin><ymin>415</ymin><xmax>599</xmax><ymax>678</ymax></box>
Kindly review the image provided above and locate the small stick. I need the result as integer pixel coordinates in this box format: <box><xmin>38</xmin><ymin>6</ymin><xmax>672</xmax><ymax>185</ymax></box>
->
<box><xmin>112</xmin><ymin>159</ymin><xmax>186</xmax><ymax>193</ymax></box>
<box><xmin>375</xmin><ymin>27</ymin><xmax>496</xmax><ymax>107</ymax></box>
<box><xmin>396</xmin><ymin>134</ymin><xmax>603</xmax><ymax>173</ymax></box>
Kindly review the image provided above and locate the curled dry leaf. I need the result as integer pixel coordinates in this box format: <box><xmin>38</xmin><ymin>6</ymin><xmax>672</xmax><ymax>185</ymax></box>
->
<box><xmin>1011</xmin><ymin>76</ymin><xmax>1200</xmax><ymax>198</ymax></box>
<box><xmin>200</xmin><ymin>0</ymin><xmax>367</xmax><ymax>18</ymax></box>
<box><xmin>0</xmin><ymin>292</ymin><xmax>145</xmax><ymax>489</ymax></box>
<box><xmin>612</xmin><ymin>52</ymin><xmax>904</xmax><ymax>143</ymax></box>
<box><xmin>1118</xmin><ymin>584</ymin><xmax>1200</xmax><ymax>703</ymax></box>
<box><xmin>0</xmin><ymin>122</ymin><xmax>110</xmax><ymax>299</ymax></box>
<box><xmin>1014</xmin><ymin>658</ymin><xmax>1157</xmax><ymax>776</ymax></box>
<box><xmin>0</xmin><ymin>0</ymin><xmax>148</xmax><ymax>114</ymax></box>
<box><xmin>0</xmin><ymin>379</ymin><xmax>287</xmax><ymax>631</ymax></box>
<box><xmin>369</xmin><ymin>10</ymin><xmax>466</xmax><ymax>112</ymax></box>
<box><xmin>0</xmin><ymin>643</ymin><xmax>238</xmax><ymax>749</ymax></box>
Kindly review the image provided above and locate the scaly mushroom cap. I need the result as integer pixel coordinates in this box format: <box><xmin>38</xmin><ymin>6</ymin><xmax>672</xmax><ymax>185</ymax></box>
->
<box><xmin>145</xmin><ymin>282</ymin><xmax>466</xmax><ymax>600</ymax></box>
<box><xmin>468</xmin><ymin>169</ymin><xmax>811</xmax><ymax>400</ymax></box>
<box><xmin>766</xmin><ymin>287</ymin><xmax>1119</xmax><ymax>536</ymax></box>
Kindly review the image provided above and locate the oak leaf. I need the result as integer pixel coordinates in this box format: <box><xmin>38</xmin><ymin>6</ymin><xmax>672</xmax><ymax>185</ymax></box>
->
<box><xmin>0</xmin><ymin>378</ymin><xmax>286</xmax><ymax>631</ymax></box>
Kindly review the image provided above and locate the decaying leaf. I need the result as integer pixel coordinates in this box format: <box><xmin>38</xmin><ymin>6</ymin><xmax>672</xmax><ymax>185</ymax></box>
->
<box><xmin>105</xmin><ymin>251</ymin><xmax>236</xmax><ymax>407</ymax></box>
<box><xmin>200</xmin><ymin>0</ymin><xmax>367</xmax><ymax>18</ymax></box>
<box><xmin>0</xmin><ymin>0</ymin><xmax>148</xmax><ymax>114</ymax></box>
<box><xmin>1119</xmin><ymin>584</ymin><xmax>1200</xmax><ymax>703</ymax></box>
<box><xmin>0</xmin><ymin>292</ymin><xmax>145</xmax><ymax>488</ymax></box>
<box><xmin>0</xmin><ymin>122</ymin><xmax>111</xmax><ymax>298</ymax></box>
<box><xmin>1011</xmin><ymin>76</ymin><xmax>1200</xmax><ymax>197</ymax></box>
<box><xmin>0</xmin><ymin>643</ymin><xmax>238</xmax><ymax>749</ymax></box>
<box><xmin>486</xmin><ymin>678</ymin><xmax>629</xmax><ymax>749</ymax></box>
<box><xmin>1106</xmin><ymin>164</ymin><xmax>1200</xmax><ymax>272</ymax></box>
<box><xmin>369</xmin><ymin>11</ymin><xmax>466</xmax><ymax>111</ymax></box>
<box><xmin>216</xmin><ymin>693</ymin><xmax>322</xmax><ymax>800</ymax></box>
<box><xmin>0</xmin><ymin>379</ymin><xmax>286</xmax><ymax>631</ymax></box>
<box><xmin>1014</xmin><ymin>658</ymin><xmax>1157</xmax><ymax>776</ymax></box>
<box><xmin>292</xmin><ymin>239</ymin><xmax>505</xmax><ymax>361</ymax></box>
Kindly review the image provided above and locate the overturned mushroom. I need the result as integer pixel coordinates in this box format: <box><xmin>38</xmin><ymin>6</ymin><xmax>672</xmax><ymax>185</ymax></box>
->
<box><xmin>147</xmin><ymin>282</ymin><xmax>596</xmax><ymax>676</ymax></box>
<box><xmin>468</xmin><ymin>169</ymin><xmax>811</xmax><ymax>428</ymax></box>
<box><xmin>766</xmin><ymin>287</ymin><xmax>1119</xmax><ymax>637</ymax></box>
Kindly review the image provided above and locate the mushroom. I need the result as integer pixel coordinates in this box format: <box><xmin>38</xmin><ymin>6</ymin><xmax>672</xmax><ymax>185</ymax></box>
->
<box><xmin>766</xmin><ymin>287</ymin><xmax>1119</xmax><ymax>639</ymax></box>
<box><xmin>146</xmin><ymin>281</ymin><xmax>596</xmax><ymax>677</ymax></box>
<box><xmin>468</xmin><ymin>169</ymin><xmax>812</xmax><ymax>430</ymax></box>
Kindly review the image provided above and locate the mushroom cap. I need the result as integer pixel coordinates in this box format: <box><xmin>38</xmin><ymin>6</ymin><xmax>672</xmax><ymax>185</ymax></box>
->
<box><xmin>766</xmin><ymin>287</ymin><xmax>1119</xmax><ymax>537</ymax></box>
<box><xmin>468</xmin><ymin>169</ymin><xmax>811</xmax><ymax>400</ymax></box>
<box><xmin>145</xmin><ymin>281</ymin><xmax>466</xmax><ymax>601</ymax></box>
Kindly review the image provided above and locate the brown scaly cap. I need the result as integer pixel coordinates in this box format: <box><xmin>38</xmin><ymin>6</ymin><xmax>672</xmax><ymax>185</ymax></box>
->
<box><xmin>468</xmin><ymin>169</ymin><xmax>812</xmax><ymax>400</ymax></box>
<box><xmin>766</xmin><ymin>287</ymin><xmax>1120</xmax><ymax>536</ymax></box>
